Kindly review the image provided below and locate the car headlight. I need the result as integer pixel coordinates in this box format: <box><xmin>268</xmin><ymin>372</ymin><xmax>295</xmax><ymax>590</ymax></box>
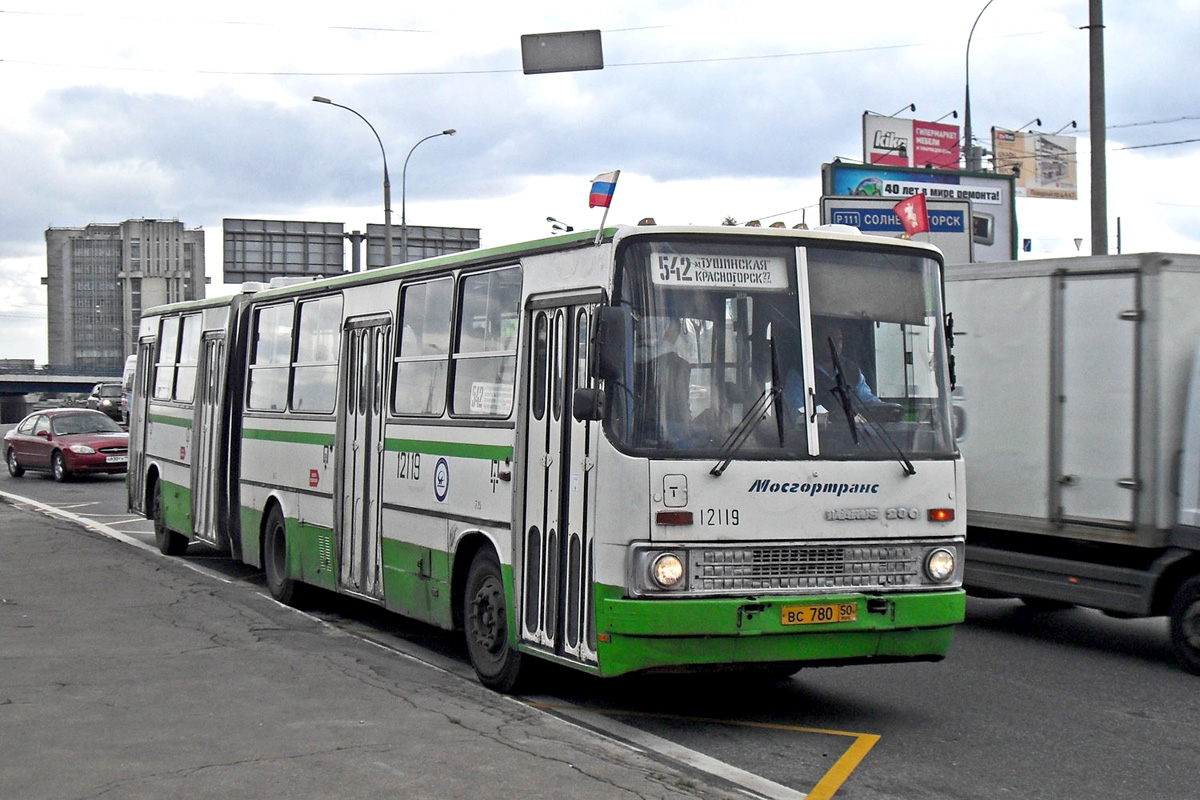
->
<box><xmin>651</xmin><ymin>553</ymin><xmax>685</xmax><ymax>588</ymax></box>
<box><xmin>101</xmin><ymin>399</ymin><xmax>113</xmax><ymax>407</ymax></box>
<box><xmin>67</xmin><ymin>444</ymin><xmax>96</xmax><ymax>454</ymax></box>
<box><xmin>924</xmin><ymin>548</ymin><xmax>956</xmax><ymax>583</ymax></box>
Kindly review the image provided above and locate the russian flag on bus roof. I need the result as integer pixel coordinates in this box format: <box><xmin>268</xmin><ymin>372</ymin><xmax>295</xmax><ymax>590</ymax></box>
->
<box><xmin>589</xmin><ymin>170</ymin><xmax>620</xmax><ymax>208</ymax></box>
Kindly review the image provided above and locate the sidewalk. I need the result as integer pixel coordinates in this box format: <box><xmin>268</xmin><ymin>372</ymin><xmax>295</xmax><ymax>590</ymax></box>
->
<box><xmin>0</xmin><ymin>499</ymin><xmax>740</xmax><ymax>800</ymax></box>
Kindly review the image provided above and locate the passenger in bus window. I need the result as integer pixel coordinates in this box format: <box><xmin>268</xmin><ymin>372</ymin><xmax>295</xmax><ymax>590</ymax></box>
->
<box><xmin>810</xmin><ymin>317</ymin><xmax>902</xmax><ymax>423</ymax></box>
<box><xmin>639</xmin><ymin>318</ymin><xmax>692</xmax><ymax>445</ymax></box>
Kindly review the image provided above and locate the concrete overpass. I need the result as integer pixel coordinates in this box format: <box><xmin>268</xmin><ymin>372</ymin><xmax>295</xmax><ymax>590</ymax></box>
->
<box><xmin>0</xmin><ymin>368</ymin><xmax>123</xmax><ymax>422</ymax></box>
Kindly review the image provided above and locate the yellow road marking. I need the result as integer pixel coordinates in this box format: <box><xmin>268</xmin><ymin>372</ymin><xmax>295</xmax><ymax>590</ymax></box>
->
<box><xmin>527</xmin><ymin>702</ymin><xmax>879</xmax><ymax>800</ymax></box>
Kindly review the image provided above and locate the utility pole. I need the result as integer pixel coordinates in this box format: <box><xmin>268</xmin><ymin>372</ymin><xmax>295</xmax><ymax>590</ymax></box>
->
<box><xmin>1088</xmin><ymin>0</ymin><xmax>1108</xmax><ymax>255</ymax></box>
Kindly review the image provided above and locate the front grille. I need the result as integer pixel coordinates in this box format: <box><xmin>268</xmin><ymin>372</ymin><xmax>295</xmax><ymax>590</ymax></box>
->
<box><xmin>692</xmin><ymin>544</ymin><xmax>920</xmax><ymax>593</ymax></box>
<box><xmin>98</xmin><ymin>445</ymin><xmax>128</xmax><ymax>456</ymax></box>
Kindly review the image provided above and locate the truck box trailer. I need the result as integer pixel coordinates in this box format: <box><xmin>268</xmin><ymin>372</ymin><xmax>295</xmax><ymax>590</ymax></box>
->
<box><xmin>946</xmin><ymin>252</ymin><xmax>1200</xmax><ymax>672</ymax></box>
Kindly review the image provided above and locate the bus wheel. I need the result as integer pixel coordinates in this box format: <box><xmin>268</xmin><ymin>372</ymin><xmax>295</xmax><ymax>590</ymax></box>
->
<box><xmin>264</xmin><ymin>506</ymin><xmax>297</xmax><ymax>605</ymax></box>
<box><xmin>1169</xmin><ymin>576</ymin><xmax>1200</xmax><ymax>675</ymax></box>
<box><xmin>464</xmin><ymin>549</ymin><xmax>524</xmax><ymax>693</ymax></box>
<box><xmin>6</xmin><ymin>448</ymin><xmax>24</xmax><ymax>477</ymax></box>
<box><xmin>152</xmin><ymin>485</ymin><xmax>188</xmax><ymax>556</ymax></box>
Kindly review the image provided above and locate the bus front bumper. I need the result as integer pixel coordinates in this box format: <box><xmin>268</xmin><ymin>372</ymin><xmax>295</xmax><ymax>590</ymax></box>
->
<box><xmin>592</xmin><ymin>588</ymin><xmax>966</xmax><ymax>677</ymax></box>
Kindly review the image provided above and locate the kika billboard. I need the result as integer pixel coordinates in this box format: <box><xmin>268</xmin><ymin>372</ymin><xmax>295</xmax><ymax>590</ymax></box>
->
<box><xmin>862</xmin><ymin>112</ymin><xmax>961</xmax><ymax>171</ymax></box>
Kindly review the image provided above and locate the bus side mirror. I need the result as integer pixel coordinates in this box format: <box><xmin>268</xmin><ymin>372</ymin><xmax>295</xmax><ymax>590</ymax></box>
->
<box><xmin>572</xmin><ymin>387</ymin><xmax>604</xmax><ymax>421</ymax></box>
<box><xmin>594</xmin><ymin>306</ymin><xmax>627</xmax><ymax>383</ymax></box>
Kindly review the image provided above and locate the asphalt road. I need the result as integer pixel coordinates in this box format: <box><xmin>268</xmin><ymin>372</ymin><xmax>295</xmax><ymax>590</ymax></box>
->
<box><xmin>2</xmin><ymin>469</ymin><xmax>1197</xmax><ymax>799</ymax></box>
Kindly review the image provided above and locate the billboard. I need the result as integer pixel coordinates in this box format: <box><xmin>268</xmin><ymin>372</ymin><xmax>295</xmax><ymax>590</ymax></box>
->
<box><xmin>521</xmin><ymin>30</ymin><xmax>603</xmax><ymax>74</ymax></box>
<box><xmin>991</xmin><ymin>128</ymin><xmax>1078</xmax><ymax>199</ymax></box>
<box><xmin>820</xmin><ymin>197</ymin><xmax>974</xmax><ymax>265</ymax></box>
<box><xmin>223</xmin><ymin>219</ymin><xmax>344</xmax><ymax>284</ymax></box>
<box><xmin>365</xmin><ymin>224</ymin><xmax>481</xmax><ymax>269</ymax></box>
<box><xmin>822</xmin><ymin>162</ymin><xmax>1017</xmax><ymax>262</ymax></box>
<box><xmin>862</xmin><ymin>113</ymin><xmax>961</xmax><ymax>171</ymax></box>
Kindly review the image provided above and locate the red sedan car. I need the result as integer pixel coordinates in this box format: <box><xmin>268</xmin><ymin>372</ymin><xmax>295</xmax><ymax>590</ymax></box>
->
<box><xmin>5</xmin><ymin>408</ymin><xmax>129</xmax><ymax>482</ymax></box>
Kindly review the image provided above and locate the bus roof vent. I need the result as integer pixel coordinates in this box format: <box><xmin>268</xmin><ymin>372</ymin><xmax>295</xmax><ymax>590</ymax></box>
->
<box><xmin>814</xmin><ymin>223</ymin><xmax>863</xmax><ymax>235</ymax></box>
<box><xmin>240</xmin><ymin>281</ymin><xmax>269</xmax><ymax>294</ymax></box>
<box><xmin>268</xmin><ymin>276</ymin><xmax>320</xmax><ymax>289</ymax></box>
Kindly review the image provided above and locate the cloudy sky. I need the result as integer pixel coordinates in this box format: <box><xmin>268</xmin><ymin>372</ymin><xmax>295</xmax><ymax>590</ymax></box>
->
<box><xmin>2</xmin><ymin>1</ymin><xmax>1198</xmax><ymax>362</ymax></box>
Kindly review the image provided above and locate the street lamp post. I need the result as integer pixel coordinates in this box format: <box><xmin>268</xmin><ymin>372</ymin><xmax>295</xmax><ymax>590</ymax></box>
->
<box><xmin>401</xmin><ymin>129</ymin><xmax>456</xmax><ymax>264</ymax></box>
<box><xmin>963</xmin><ymin>0</ymin><xmax>996</xmax><ymax>171</ymax></box>
<box><xmin>312</xmin><ymin>96</ymin><xmax>394</xmax><ymax>267</ymax></box>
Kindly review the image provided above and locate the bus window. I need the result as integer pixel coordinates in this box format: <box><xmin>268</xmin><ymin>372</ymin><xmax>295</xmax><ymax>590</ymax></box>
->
<box><xmin>451</xmin><ymin>266</ymin><xmax>522</xmax><ymax>417</ymax></box>
<box><xmin>174</xmin><ymin>314</ymin><xmax>201</xmax><ymax>403</ymax></box>
<box><xmin>292</xmin><ymin>295</ymin><xmax>343</xmax><ymax>413</ymax></box>
<box><xmin>247</xmin><ymin>302</ymin><xmax>294</xmax><ymax>411</ymax></box>
<box><xmin>394</xmin><ymin>278</ymin><xmax>452</xmax><ymax>416</ymax></box>
<box><xmin>153</xmin><ymin>317</ymin><xmax>180</xmax><ymax>400</ymax></box>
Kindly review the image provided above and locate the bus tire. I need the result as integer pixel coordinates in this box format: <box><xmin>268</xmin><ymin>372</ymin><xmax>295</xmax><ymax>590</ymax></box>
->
<box><xmin>152</xmin><ymin>484</ymin><xmax>188</xmax><ymax>556</ymax></box>
<box><xmin>1169</xmin><ymin>576</ymin><xmax>1200</xmax><ymax>675</ymax></box>
<box><xmin>464</xmin><ymin>548</ymin><xmax>524</xmax><ymax>693</ymax></box>
<box><xmin>264</xmin><ymin>506</ymin><xmax>297</xmax><ymax>605</ymax></box>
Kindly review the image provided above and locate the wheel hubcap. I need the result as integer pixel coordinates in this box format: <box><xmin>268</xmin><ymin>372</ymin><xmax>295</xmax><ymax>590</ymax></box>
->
<box><xmin>470</xmin><ymin>578</ymin><xmax>505</xmax><ymax>653</ymax></box>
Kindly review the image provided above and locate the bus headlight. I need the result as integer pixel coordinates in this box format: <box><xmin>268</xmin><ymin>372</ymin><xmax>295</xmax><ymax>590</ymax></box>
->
<box><xmin>924</xmin><ymin>548</ymin><xmax>956</xmax><ymax>583</ymax></box>
<box><xmin>651</xmin><ymin>553</ymin><xmax>685</xmax><ymax>588</ymax></box>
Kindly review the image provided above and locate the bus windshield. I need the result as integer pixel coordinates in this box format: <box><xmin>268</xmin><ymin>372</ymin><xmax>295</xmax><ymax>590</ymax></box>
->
<box><xmin>608</xmin><ymin>235</ymin><xmax>955</xmax><ymax>460</ymax></box>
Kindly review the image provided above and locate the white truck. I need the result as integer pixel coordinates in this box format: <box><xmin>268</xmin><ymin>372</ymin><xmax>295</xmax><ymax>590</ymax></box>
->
<box><xmin>946</xmin><ymin>252</ymin><xmax>1200</xmax><ymax>673</ymax></box>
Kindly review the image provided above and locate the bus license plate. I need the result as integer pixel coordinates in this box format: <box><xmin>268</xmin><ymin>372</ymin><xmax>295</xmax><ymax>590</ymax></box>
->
<box><xmin>106</xmin><ymin>455</ymin><xmax>128</xmax><ymax>464</ymax></box>
<box><xmin>781</xmin><ymin>602</ymin><xmax>857</xmax><ymax>626</ymax></box>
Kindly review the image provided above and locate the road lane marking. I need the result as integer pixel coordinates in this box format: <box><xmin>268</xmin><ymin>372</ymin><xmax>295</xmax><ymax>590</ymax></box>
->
<box><xmin>528</xmin><ymin>702</ymin><xmax>880</xmax><ymax>800</ymax></box>
<box><xmin>0</xmin><ymin>490</ymin><xmax>234</xmax><ymax>585</ymax></box>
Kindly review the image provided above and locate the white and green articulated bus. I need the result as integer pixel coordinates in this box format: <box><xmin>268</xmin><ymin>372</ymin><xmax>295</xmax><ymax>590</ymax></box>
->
<box><xmin>128</xmin><ymin>224</ymin><xmax>966</xmax><ymax>691</ymax></box>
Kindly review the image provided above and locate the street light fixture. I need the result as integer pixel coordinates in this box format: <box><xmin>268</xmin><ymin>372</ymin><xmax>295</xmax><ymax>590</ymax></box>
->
<box><xmin>401</xmin><ymin>129</ymin><xmax>457</xmax><ymax>264</ymax></box>
<box><xmin>1018</xmin><ymin>117</ymin><xmax>1043</xmax><ymax>132</ymax></box>
<box><xmin>963</xmin><ymin>0</ymin><xmax>996</xmax><ymax>171</ymax></box>
<box><xmin>312</xmin><ymin>95</ymin><xmax>395</xmax><ymax>267</ymax></box>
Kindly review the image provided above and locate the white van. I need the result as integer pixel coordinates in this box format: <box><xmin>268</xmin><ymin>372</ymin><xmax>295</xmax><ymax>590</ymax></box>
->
<box><xmin>120</xmin><ymin>354</ymin><xmax>137</xmax><ymax>425</ymax></box>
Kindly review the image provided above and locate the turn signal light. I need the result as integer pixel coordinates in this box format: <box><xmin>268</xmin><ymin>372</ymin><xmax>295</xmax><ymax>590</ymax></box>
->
<box><xmin>927</xmin><ymin>508</ymin><xmax>955</xmax><ymax>522</ymax></box>
<box><xmin>655</xmin><ymin>511</ymin><xmax>694</xmax><ymax>526</ymax></box>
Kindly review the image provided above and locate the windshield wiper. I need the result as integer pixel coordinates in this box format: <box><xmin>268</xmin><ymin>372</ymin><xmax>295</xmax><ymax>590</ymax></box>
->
<box><xmin>850</xmin><ymin>394</ymin><xmax>916</xmax><ymax>476</ymax></box>
<box><xmin>827</xmin><ymin>339</ymin><xmax>859</xmax><ymax>445</ymax></box>
<box><xmin>826</xmin><ymin>338</ymin><xmax>915</xmax><ymax>476</ymax></box>
<box><xmin>767</xmin><ymin>323</ymin><xmax>785</xmax><ymax>448</ymax></box>
<box><xmin>709</xmin><ymin>384</ymin><xmax>780</xmax><ymax>477</ymax></box>
<box><xmin>711</xmin><ymin>325</ymin><xmax>786</xmax><ymax>477</ymax></box>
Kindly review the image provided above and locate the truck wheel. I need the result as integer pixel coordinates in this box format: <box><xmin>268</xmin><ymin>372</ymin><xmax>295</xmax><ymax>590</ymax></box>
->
<box><xmin>463</xmin><ymin>548</ymin><xmax>525</xmax><ymax>693</ymax></box>
<box><xmin>1169</xmin><ymin>576</ymin><xmax>1200</xmax><ymax>675</ymax></box>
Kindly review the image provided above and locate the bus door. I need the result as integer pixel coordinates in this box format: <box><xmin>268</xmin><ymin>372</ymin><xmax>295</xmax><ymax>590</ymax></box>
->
<box><xmin>520</xmin><ymin>300</ymin><xmax>600</xmax><ymax>665</ymax></box>
<box><xmin>336</xmin><ymin>316</ymin><xmax>392</xmax><ymax>601</ymax></box>
<box><xmin>127</xmin><ymin>339</ymin><xmax>156</xmax><ymax>514</ymax></box>
<box><xmin>191</xmin><ymin>333</ymin><xmax>226</xmax><ymax>550</ymax></box>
